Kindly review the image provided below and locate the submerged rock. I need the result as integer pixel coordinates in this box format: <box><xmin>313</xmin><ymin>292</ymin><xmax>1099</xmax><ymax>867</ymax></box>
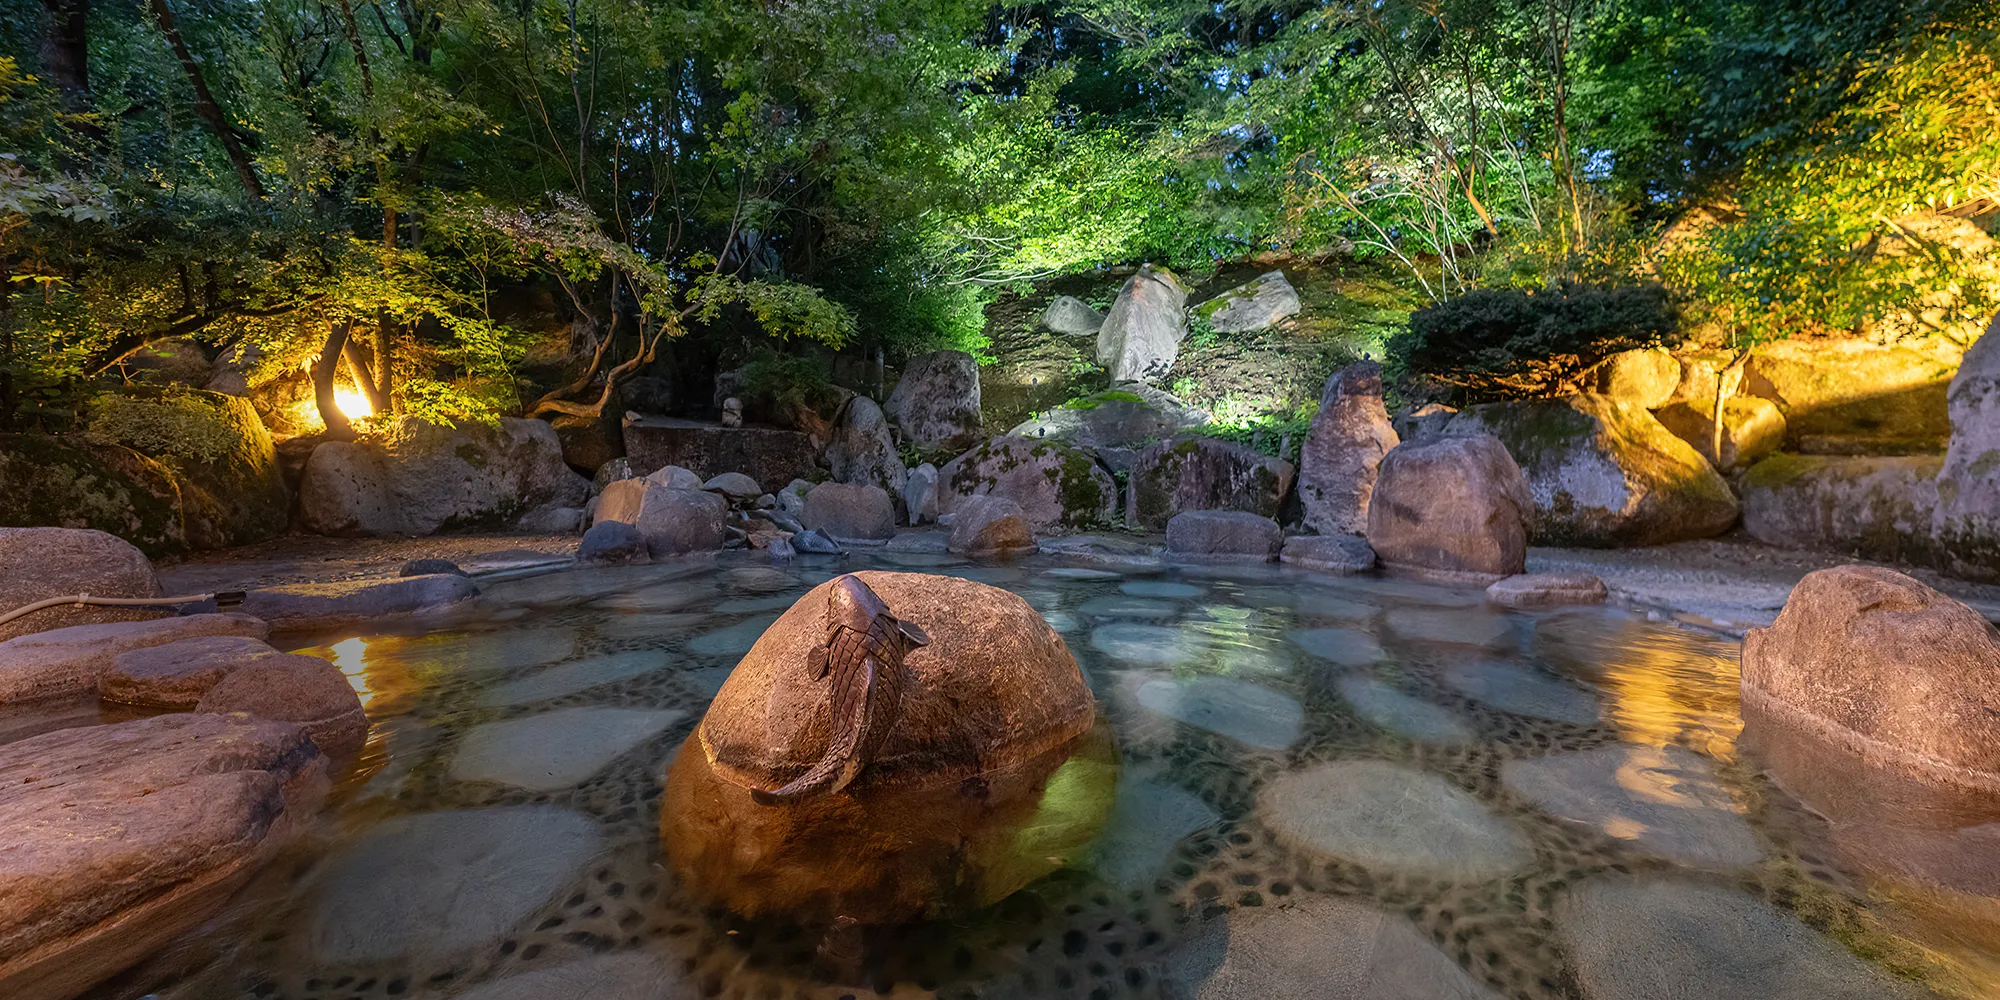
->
<box><xmin>947</xmin><ymin>495</ymin><xmax>1037</xmax><ymax>558</ymax></box>
<box><xmin>238</xmin><ymin>574</ymin><xmax>478</xmax><ymax>630</ymax></box>
<box><xmin>1163</xmin><ymin>894</ymin><xmax>1506</xmax><ymax>1000</ymax></box>
<box><xmin>662</xmin><ymin>572</ymin><xmax>1106</xmax><ymax>926</ymax></box>
<box><xmin>196</xmin><ymin>654</ymin><xmax>370</xmax><ymax>757</ymax></box>
<box><xmin>451</xmin><ymin>706</ymin><xmax>682</xmax><ymax>791</ymax></box>
<box><xmin>1742</xmin><ymin>565</ymin><xmax>2000</xmax><ymax>791</ymax></box>
<box><xmin>300</xmin><ymin>806</ymin><xmax>602</xmax><ymax>967</ymax></box>
<box><xmin>1502</xmin><ymin>744</ymin><xmax>1761</xmax><ymax>867</ymax></box>
<box><xmin>1555</xmin><ymin>876</ymin><xmax>1928</xmax><ymax>1000</ymax></box>
<box><xmin>0</xmin><ymin>715</ymin><xmax>328</xmax><ymax>1000</ymax></box>
<box><xmin>1086</xmin><ymin>777</ymin><xmax>1219</xmax><ymax>889</ymax></box>
<box><xmin>1484</xmin><ymin>572</ymin><xmax>1607</xmax><ymax>608</ymax></box>
<box><xmin>1337</xmin><ymin>675</ymin><xmax>1475</xmax><ymax>745</ymax></box>
<box><xmin>1367</xmin><ymin>434</ymin><xmax>1532</xmax><ymax>584</ymax></box>
<box><xmin>1257</xmin><ymin>760</ymin><xmax>1533</xmax><ymax>881</ymax></box>
<box><xmin>1135</xmin><ymin>675</ymin><xmax>1302</xmax><ymax>750</ymax></box>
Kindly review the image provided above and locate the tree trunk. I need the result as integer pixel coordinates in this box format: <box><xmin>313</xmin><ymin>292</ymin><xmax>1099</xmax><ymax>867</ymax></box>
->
<box><xmin>148</xmin><ymin>0</ymin><xmax>264</xmax><ymax>201</ymax></box>
<box><xmin>313</xmin><ymin>322</ymin><xmax>357</xmax><ymax>440</ymax></box>
<box><xmin>38</xmin><ymin>0</ymin><xmax>93</xmax><ymax>116</ymax></box>
<box><xmin>1710</xmin><ymin>349</ymin><xmax>1750</xmax><ymax>467</ymax></box>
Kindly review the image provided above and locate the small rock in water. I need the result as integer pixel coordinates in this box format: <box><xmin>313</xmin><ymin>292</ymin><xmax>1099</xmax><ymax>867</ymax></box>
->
<box><xmin>576</xmin><ymin>520</ymin><xmax>648</xmax><ymax>565</ymax></box>
<box><xmin>722</xmin><ymin>566</ymin><xmax>795</xmax><ymax>594</ymax></box>
<box><xmin>1485</xmin><ymin>572</ymin><xmax>1608</xmax><ymax>608</ymax></box>
<box><xmin>1555</xmin><ymin>875</ymin><xmax>1929</xmax><ymax>1000</ymax></box>
<box><xmin>1440</xmin><ymin>660</ymin><xmax>1601</xmax><ymax>725</ymax></box>
<box><xmin>447</xmin><ymin>952</ymin><xmax>695</xmax><ymax>1000</ymax></box>
<box><xmin>1090</xmin><ymin>623</ymin><xmax>1201</xmax><ymax>666</ymax></box>
<box><xmin>1162</xmin><ymin>893</ymin><xmax>1507</xmax><ymax>1000</ymax></box>
<box><xmin>687</xmin><ymin>614</ymin><xmax>781</xmax><ymax>656</ymax></box>
<box><xmin>1290</xmin><ymin>627</ymin><xmax>1386</xmax><ymax>666</ymax></box>
<box><xmin>1501</xmin><ymin>744</ymin><xmax>1762</xmax><ymax>868</ymax></box>
<box><xmin>399</xmin><ymin>557</ymin><xmax>469</xmax><ymax>577</ymax></box>
<box><xmin>449</xmin><ymin>706</ymin><xmax>684</xmax><ymax>791</ymax></box>
<box><xmin>301</xmin><ymin>806</ymin><xmax>603</xmax><ymax>966</ymax></box>
<box><xmin>1078</xmin><ymin>595</ymin><xmax>1180</xmax><ymax>619</ymax></box>
<box><xmin>1258</xmin><ymin>760</ymin><xmax>1533</xmax><ymax>881</ymax></box>
<box><xmin>1119</xmin><ymin>580</ymin><xmax>1205</xmax><ymax>599</ymax></box>
<box><xmin>1337</xmin><ymin>674</ymin><xmax>1476</xmax><ymax>745</ymax></box>
<box><xmin>1135</xmin><ymin>675</ymin><xmax>1304</xmax><ymax>750</ymax></box>
<box><xmin>1278</xmin><ymin>534</ymin><xmax>1377</xmax><ymax>575</ymax></box>
<box><xmin>1087</xmin><ymin>776</ymin><xmax>1220</xmax><ymax>889</ymax></box>
<box><xmin>1384</xmin><ymin>607</ymin><xmax>1513</xmax><ymax>648</ymax></box>
<box><xmin>479</xmin><ymin>649</ymin><xmax>665</xmax><ymax>707</ymax></box>
<box><xmin>1043</xmin><ymin>566</ymin><xmax>1124</xmax><ymax>580</ymax></box>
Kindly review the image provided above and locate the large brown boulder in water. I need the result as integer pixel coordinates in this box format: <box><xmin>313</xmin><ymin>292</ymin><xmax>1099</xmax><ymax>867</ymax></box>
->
<box><xmin>1366</xmin><ymin>434</ymin><xmax>1532</xmax><ymax>584</ymax></box>
<box><xmin>1742</xmin><ymin>565</ymin><xmax>2000</xmax><ymax>792</ymax></box>
<box><xmin>662</xmin><ymin>571</ymin><xmax>1110</xmax><ymax>926</ymax></box>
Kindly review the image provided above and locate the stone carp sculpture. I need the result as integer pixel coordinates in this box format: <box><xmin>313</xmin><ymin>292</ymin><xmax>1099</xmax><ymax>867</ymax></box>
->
<box><xmin>751</xmin><ymin>574</ymin><xmax>931</xmax><ymax>802</ymax></box>
<box><xmin>662</xmin><ymin>571</ymin><xmax>1113</xmax><ymax>928</ymax></box>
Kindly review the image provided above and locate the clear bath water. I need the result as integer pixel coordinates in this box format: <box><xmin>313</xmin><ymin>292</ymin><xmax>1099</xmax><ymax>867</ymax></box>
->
<box><xmin>126</xmin><ymin>551</ymin><xmax>1996</xmax><ymax>1000</ymax></box>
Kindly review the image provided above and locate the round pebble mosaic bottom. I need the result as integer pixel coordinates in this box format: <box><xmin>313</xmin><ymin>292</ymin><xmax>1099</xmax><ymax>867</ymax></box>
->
<box><xmin>152</xmin><ymin>554</ymin><xmax>1960</xmax><ymax>1000</ymax></box>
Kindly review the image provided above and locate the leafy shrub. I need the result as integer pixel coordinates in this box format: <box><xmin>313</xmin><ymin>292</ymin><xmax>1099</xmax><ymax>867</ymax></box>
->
<box><xmin>84</xmin><ymin>389</ymin><xmax>243</xmax><ymax>464</ymax></box>
<box><xmin>739</xmin><ymin>351</ymin><xmax>846</xmax><ymax>425</ymax></box>
<box><xmin>1387</xmin><ymin>282</ymin><xmax>1679</xmax><ymax>404</ymax></box>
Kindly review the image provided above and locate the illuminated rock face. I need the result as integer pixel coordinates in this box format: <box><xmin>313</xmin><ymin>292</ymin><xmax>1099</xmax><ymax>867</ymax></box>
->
<box><xmin>1742</xmin><ymin>565</ymin><xmax>2000</xmax><ymax>792</ymax></box>
<box><xmin>1934</xmin><ymin>314</ymin><xmax>2000</xmax><ymax>580</ymax></box>
<box><xmin>299</xmin><ymin>416</ymin><xmax>589</xmax><ymax>536</ymax></box>
<box><xmin>1366</xmin><ymin>434</ymin><xmax>1532</xmax><ymax>584</ymax></box>
<box><xmin>1096</xmin><ymin>265</ymin><xmax>1190</xmax><ymax>383</ymax></box>
<box><xmin>1445</xmin><ymin>394</ymin><xmax>1739</xmax><ymax>547</ymax></box>
<box><xmin>661</xmin><ymin>572</ymin><xmax>1109</xmax><ymax>926</ymax></box>
<box><xmin>1299</xmin><ymin>362</ymin><xmax>1399</xmax><ymax>536</ymax></box>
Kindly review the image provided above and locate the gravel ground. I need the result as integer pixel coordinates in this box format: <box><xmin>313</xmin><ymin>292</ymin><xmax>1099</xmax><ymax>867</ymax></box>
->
<box><xmin>156</xmin><ymin>532</ymin><xmax>579</xmax><ymax>594</ymax></box>
<box><xmin>1530</xmin><ymin>535</ymin><xmax>2000</xmax><ymax>634</ymax></box>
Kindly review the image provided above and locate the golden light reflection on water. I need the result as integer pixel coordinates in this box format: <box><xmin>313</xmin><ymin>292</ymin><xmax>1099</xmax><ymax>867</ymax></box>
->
<box><xmin>329</xmin><ymin>637</ymin><xmax>373</xmax><ymax>708</ymax></box>
<box><xmin>1541</xmin><ymin>612</ymin><xmax>1745</xmax><ymax>760</ymax></box>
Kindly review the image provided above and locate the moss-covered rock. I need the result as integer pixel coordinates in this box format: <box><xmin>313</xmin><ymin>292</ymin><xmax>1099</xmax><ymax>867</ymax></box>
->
<box><xmin>1124</xmin><ymin>435</ymin><xmax>1294</xmax><ymax>530</ymax></box>
<box><xmin>1740</xmin><ymin>454</ymin><xmax>1943</xmax><ymax>564</ymax></box>
<box><xmin>938</xmin><ymin>435</ymin><xmax>1117</xmax><ymax>531</ymax></box>
<box><xmin>1007</xmin><ymin>384</ymin><xmax>1209</xmax><ymax>473</ymax></box>
<box><xmin>300</xmin><ymin>416</ymin><xmax>590</xmax><ymax>536</ymax></box>
<box><xmin>1445</xmin><ymin>394</ymin><xmax>1738</xmax><ymax>547</ymax></box>
<box><xmin>86</xmin><ymin>388</ymin><xmax>289</xmax><ymax>548</ymax></box>
<box><xmin>0</xmin><ymin>434</ymin><xmax>188</xmax><ymax>556</ymax></box>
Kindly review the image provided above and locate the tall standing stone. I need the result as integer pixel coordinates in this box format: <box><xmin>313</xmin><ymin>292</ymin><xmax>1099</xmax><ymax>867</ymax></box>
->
<box><xmin>1096</xmin><ymin>265</ymin><xmax>1190</xmax><ymax>384</ymax></box>
<box><xmin>1298</xmin><ymin>362</ymin><xmax>1399</xmax><ymax>536</ymax></box>
<box><xmin>1933</xmin><ymin>313</ymin><xmax>2000</xmax><ymax>581</ymax></box>
<box><xmin>885</xmin><ymin>350</ymin><xmax>983</xmax><ymax>451</ymax></box>
<box><xmin>825</xmin><ymin>396</ymin><xmax>907</xmax><ymax>495</ymax></box>
<box><xmin>1367</xmin><ymin>435</ymin><xmax>1533</xmax><ymax>584</ymax></box>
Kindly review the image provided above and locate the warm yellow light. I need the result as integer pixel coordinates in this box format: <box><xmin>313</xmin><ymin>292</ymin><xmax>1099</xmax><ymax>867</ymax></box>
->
<box><xmin>335</xmin><ymin>387</ymin><xmax>374</xmax><ymax>420</ymax></box>
<box><xmin>329</xmin><ymin>636</ymin><xmax>375</xmax><ymax>708</ymax></box>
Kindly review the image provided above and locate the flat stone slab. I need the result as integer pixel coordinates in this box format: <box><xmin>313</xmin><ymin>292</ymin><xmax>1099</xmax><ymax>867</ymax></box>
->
<box><xmin>1486</xmin><ymin>572</ymin><xmax>1607</xmax><ymax>609</ymax></box>
<box><xmin>100</xmin><ymin>634</ymin><xmax>303</xmax><ymax>709</ymax></box>
<box><xmin>1555</xmin><ymin>875</ymin><xmax>1930</xmax><ymax>1000</ymax></box>
<box><xmin>1440</xmin><ymin>661</ymin><xmax>1601</xmax><ymax>725</ymax></box>
<box><xmin>1136</xmin><ymin>676</ymin><xmax>1303</xmax><ymax>750</ymax></box>
<box><xmin>479</xmin><ymin>650</ymin><xmax>668</xmax><ymax>707</ymax></box>
<box><xmin>1501</xmin><ymin>745</ymin><xmax>1762</xmax><ymax>868</ymax></box>
<box><xmin>1120</xmin><ymin>581</ymin><xmax>1206</xmax><ymax>598</ymax></box>
<box><xmin>1163</xmin><ymin>894</ymin><xmax>1507</xmax><ymax>1000</ymax></box>
<box><xmin>1338</xmin><ymin>675</ymin><xmax>1476</xmax><ymax>745</ymax></box>
<box><xmin>0</xmin><ymin>613</ymin><xmax>269</xmax><ymax>704</ymax></box>
<box><xmin>449</xmin><ymin>952</ymin><xmax>697</xmax><ymax>1000</ymax></box>
<box><xmin>1383</xmin><ymin>608</ymin><xmax>1512</xmax><ymax>647</ymax></box>
<box><xmin>1087</xmin><ymin>777</ymin><xmax>1220</xmax><ymax>889</ymax></box>
<box><xmin>1042</xmin><ymin>567</ymin><xmax>1126</xmax><ymax>580</ymax></box>
<box><xmin>1258</xmin><ymin>760</ymin><xmax>1533</xmax><ymax>881</ymax></box>
<box><xmin>239</xmin><ymin>574</ymin><xmax>478</xmax><ymax>630</ymax></box>
<box><xmin>361</xmin><ymin>626</ymin><xmax>580</xmax><ymax>677</ymax></box>
<box><xmin>1090</xmin><ymin>623</ymin><xmax>1201</xmax><ymax>666</ymax></box>
<box><xmin>686</xmin><ymin>615</ymin><xmax>779</xmax><ymax>656</ymax></box>
<box><xmin>1290</xmin><ymin>628</ymin><xmax>1386</xmax><ymax>666</ymax></box>
<box><xmin>1078</xmin><ymin>595</ymin><xmax>1180</xmax><ymax>619</ymax></box>
<box><xmin>0</xmin><ymin>714</ymin><xmax>327</xmax><ymax>1000</ymax></box>
<box><xmin>301</xmin><ymin>806</ymin><xmax>603</xmax><ymax>967</ymax></box>
<box><xmin>1278</xmin><ymin>534</ymin><xmax>1378</xmax><ymax>576</ymax></box>
<box><xmin>451</xmin><ymin>707</ymin><xmax>684</xmax><ymax>791</ymax></box>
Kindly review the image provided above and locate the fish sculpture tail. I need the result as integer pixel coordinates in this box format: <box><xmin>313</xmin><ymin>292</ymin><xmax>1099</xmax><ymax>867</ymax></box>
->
<box><xmin>753</xmin><ymin>575</ymin><xmax>929</xmax><ymax>805</ymax></box>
